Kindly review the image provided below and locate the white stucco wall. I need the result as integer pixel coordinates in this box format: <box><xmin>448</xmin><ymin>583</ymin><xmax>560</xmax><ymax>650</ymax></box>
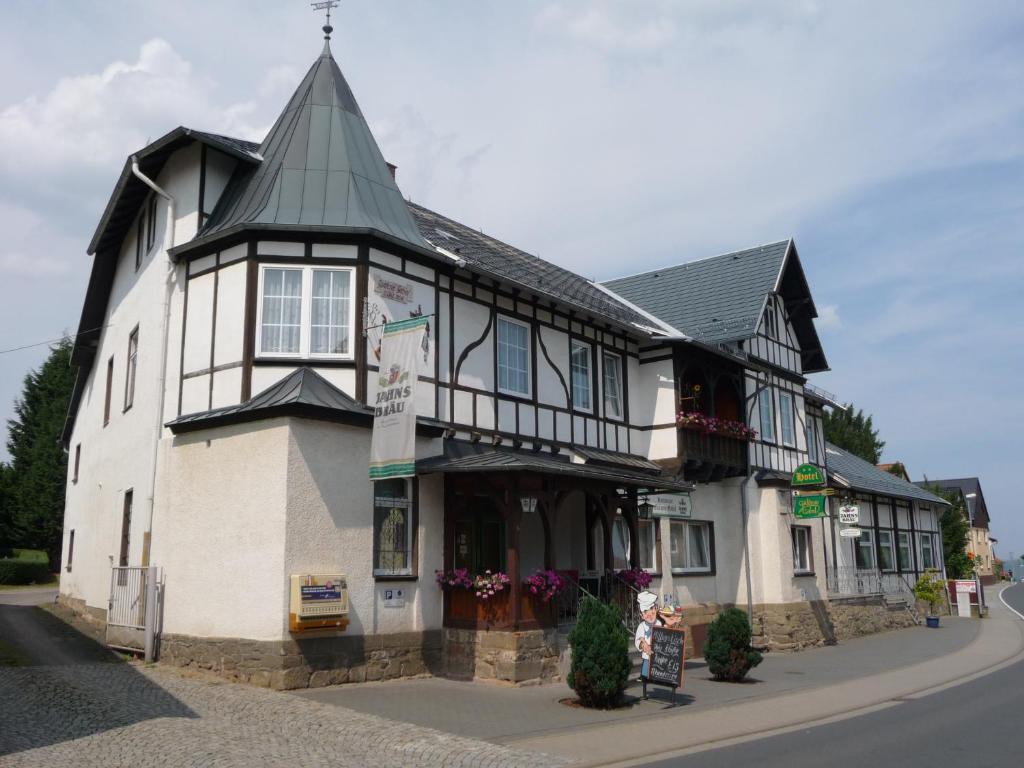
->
<box><xmin>283</xmin><ymin>419</ymin><xmax>444</xmax><ymax>639</ymax></box>
<box><xmin>149</xmin><ymin>420</ymin><xmax>290</xmax><ymax>640</ymax></box>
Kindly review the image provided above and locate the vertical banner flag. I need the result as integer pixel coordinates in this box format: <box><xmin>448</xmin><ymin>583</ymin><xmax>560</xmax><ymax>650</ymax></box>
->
<box><xmin>369</xmin><ymin>316</ymin><xmax>429</xmax><ymax>480</ymax></box>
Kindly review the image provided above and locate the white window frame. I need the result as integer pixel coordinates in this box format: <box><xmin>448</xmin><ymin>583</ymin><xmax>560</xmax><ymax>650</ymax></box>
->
<box><xmin>637</xmin><ymin>518</ymin><xmax>657</xmax><ymax>573</ymax></box>
<box><xmin>897</xmin><ymin>531</ymin><xmax>913</xmax><ymax>572</ymax></box>
<box><xmin>919</xmin><ymin>532</ymin><xmax>937</xmax><ymax>571</ymax></box>
<box><xmin>496</xmin><ymin>315</ymin><xmax>531</xmax><ymax>397</ymax></box>
<box><xmin>256</xmin><ymin>265</ymin><xmax>356</xmax><ymax>360</ymax></box>
<box><xmin>602</xmin><ymin>350</ymin><xmax>624</xmax><ymax>421</ymax></box>
<box><xmin>855</xmin><ymin>528</ymin><xmax>876</xmax><ymax>570</ymax></box>
<box><xmin>792</xmin><ymin>525</ymin><xmax>813</xmax><ymax>574</ymax></box>
<box><xmin>669</xmin><ymin>520</ymin><xmax>713</xmax><ymax>574</ymax></box>
<box><xmin>877</xmin><ymin>529</ymin><xmax>896</xmax><ymax>572</ymax></box>
<box><xmin>806</xmin><ymin>418</ymin><xmax>819</xmax><ymax>463</ymax></box>
<box><xmin>779</xmin><ymin>390</ymin><xmax>796</xmax><ymax>447</ymax></box>
<box><xmin>764</xmin><ymin>296</ymin><xmax>778</xmax><ymax>339</ymax></box>
<box><xmin>759</xmin><ymin>388</ymin><xmax>776</xmax><ymax>443</ymax></box>
<box><xmin>570</xmin><ymin>339</ymin><xmax>593</xmax><ymax>413</ymax></box>
<box><xmin>373</xmin><ymin>478</ymin><xmax>414</xmax><ymax>577</ymax></box>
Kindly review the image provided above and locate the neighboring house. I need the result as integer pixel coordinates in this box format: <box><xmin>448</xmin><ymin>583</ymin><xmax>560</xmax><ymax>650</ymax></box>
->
<box><xmin>58</xmin><ymin>34</ymin><xmax>929</xmax><ymax>690</ymax></box>
<box><xmin>915</xmin><ymin>477</ymin><xmax>995</xmax><ymax>579</ymax></box>
<box><xmin>878</xmin><ymin>462</ymin><xmax>912</xmax><ymax>482</ymax></box>
<box><xmin>826</xmin><ymin>445</ymin><xmax>949</xmax><ymax>597</ymax></box>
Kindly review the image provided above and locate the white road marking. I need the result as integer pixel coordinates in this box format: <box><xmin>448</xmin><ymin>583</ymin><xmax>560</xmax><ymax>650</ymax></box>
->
<box><xmin>998</xmin><ymin>584</ymin><xmax>1024</xmax><ymax>621</ymax></box>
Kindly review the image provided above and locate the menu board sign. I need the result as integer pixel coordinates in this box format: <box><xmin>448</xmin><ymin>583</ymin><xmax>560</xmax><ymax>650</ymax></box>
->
<box><xmin>648</xmin><ymin>626</ymin><xmax>686</xmax><ymax>688</ymax></box>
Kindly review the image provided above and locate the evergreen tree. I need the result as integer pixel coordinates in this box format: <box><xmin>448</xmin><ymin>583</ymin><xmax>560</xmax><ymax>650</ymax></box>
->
<box><xmin>823</xmin><ymin>403</ymin><xmax>885</xmax><ymax>464</ymax></box>
<box><xmin>0</xmin><ymin>463</ymin><xmax>13</xmax><ymax>555</ymax></box>
<box><xmin>922</xmin><ymin>483</ymin><xmax>972</xmax><ymax>579</ymax></box>
<box><xmin>5</xmin><ymin>339</ymin><xmax>75</xmax><ymax>569</ymax></box>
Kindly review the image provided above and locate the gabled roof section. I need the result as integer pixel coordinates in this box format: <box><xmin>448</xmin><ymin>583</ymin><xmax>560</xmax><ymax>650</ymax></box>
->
<box><xmin>195</xmin><ymin>41</ymin><xmax>428</xmax><ymax>251</ymax></box>
<box><xmin>825</xmin><ymin>443</ymin><xmax>949</xmax><ymax>505</ymax></box>
<box><xmin>603</xmin><ymin>241</ymin><xmax>789</xmax><ymax>344</ymax></box>
<box><xmin>408</xmin><ymin>203</ymin><xmax>653</xmax><ymax>331</ymax></box>
<box><xmin>603</xmin><ymin>240</ymin><xmax>829</xmax><ymax>372</ymax></box>
<box><xmin>88</xmin><ymin>126</ymin><xmax>261</xmax><ymax>256</ymax></box>
<box><xmin>914</xmin><ymin>477</ymin><xmax>990</xmax><ymax>528</ymax></box>
<box><xmin>166</xmin><ymin>366</ymin><xmax>371</xmax><ymax>433</ymax></box>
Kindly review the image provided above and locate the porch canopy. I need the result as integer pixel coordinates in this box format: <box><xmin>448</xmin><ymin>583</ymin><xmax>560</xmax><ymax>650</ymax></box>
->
<box><xmin>419</xmin><ymin>442</ymin><xmax>692</xmax><ymax>631</ymax></box>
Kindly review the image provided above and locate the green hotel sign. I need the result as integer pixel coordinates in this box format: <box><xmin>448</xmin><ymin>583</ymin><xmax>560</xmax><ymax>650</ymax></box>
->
<box><xmin>793</xmin><ymin>494</ymin><xmax>827</xmax><ymax>519</ymax></box>
<box><xmin>791</xmin><ymin>463</ymin><xmax>825</xmax><ymax>488</ymax></box>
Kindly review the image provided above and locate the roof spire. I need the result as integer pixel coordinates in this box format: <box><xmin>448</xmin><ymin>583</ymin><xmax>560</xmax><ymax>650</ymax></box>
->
<box><xmin>311</xmin><ymin>0</ymin><xmax>338</xmax><ymax>41</ymax></box>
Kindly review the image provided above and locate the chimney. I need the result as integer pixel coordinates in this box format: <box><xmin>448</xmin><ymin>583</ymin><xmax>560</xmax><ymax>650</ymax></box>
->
<box><xmin>386</xmin><ymin>162</ymin><xmax>397</xmax><ymax>180</ymax></box>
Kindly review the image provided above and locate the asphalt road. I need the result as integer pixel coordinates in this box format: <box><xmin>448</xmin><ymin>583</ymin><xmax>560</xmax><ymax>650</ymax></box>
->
<box><xmin>640</xmin><ymin>583</ymin><xmax>1024</xmax><ymax>768</ymax></box>
<box><xmin>0</xmin><ymin>587</ymin><xmax>117</xmax><ymax>665</ymax></box>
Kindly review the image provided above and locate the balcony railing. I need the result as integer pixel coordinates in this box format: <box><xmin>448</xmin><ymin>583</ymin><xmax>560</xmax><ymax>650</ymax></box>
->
<box><xmin>679</xmin><ymin>429</ymin><xmax>748</xmax><ymax>479</ymax></box>
<box><xmin>826</xmin><ymin>567</ymin><xmax>915</xmax><ymax>600</ymax></box>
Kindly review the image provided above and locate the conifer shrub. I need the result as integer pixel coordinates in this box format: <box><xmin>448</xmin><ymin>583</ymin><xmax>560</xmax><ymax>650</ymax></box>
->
<box><xmin>704</xmin><ymin>607</ymin><xmax>763</xmax><ymax>682</ymax></box>
<box><xmin>567</xmin><ymin>596</ymin><xmax>630</xmax><ymax>708</ymax></box>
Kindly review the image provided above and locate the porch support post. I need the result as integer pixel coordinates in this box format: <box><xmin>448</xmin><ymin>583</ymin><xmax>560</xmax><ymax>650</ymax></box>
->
<box><xmin>506</xmin><ymin>480</ymin><xmax>523</xmax><ymax>630</ymax></box>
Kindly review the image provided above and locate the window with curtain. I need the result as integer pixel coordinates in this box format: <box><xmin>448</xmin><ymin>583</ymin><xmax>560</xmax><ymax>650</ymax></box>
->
<box><xmin>806</xmin><ymin>418</ymin><xmax>819</xmax><ymax>463</ymax></box>
<box><xmin>637</xmin><ymin>519</ymin><xmax>657</xmax><ymax>571</ymax></box>
<box><xmin>611</xmin><ymin>514</ymin><xmax>630</xmax><ymax>570</ymax></box>
<box><xmin>792</xmin><ymin>526</ymin><xmax>812</xmax><ymax>573</ymax></box>
<box><xmin>855</xmin><ymin>529</ymin><xmax>875</xmax><ymax>569</ymax></box>
<box><xmin>878</xmin><ymin>530</ymin><xmax>895</xmax><ymax>571</ymax></box>
<box><xmin>311</xmin><ymin>269</ymin><xmax>351</xmax><ymax>355</ymax></box>
<box><xmin>759</xmin><ymin>388</ymin><xmax>776</xmax><ymax>443</ymax></box>
<box><xmin>669</xmin><ymin>520</ymin><xmax>712</xmax><ymax>573</ymax></box>
<box><xmin>260</xmin><ymin>267</ymin><xmax>303</xmax><ymax>355</ymax></box>
<box><xmin>570</xmin><ymin>340</ymin><xmax>592</xmax><ymax>411</ymax></box>
<box><xmin>779</xmin><ymin>391</ymin><xmax>795</xmax><ymax>446</ymax></box>
<box><xmin>919</xmin><ymin>533</ymin><xmax>937</xmax><ymax>570</ymax></box>
<box><xmin>603</xmin><ymin>351</ymin><xmax>623</xmax><ymax>419</ymax></box>
<box><xmin>373</xmin><ymin>479</ymin><xmax>414</xmax><ymax>576</ymax></box>
<box><xmin>497</xmin><ymin>317</ymin><xmax>530</xmax><ymax>395</ymax></box>
<box><xmin>898</xmin><ymin>531</ymin><xmax>913</xmax><ymax>571</ymax></box>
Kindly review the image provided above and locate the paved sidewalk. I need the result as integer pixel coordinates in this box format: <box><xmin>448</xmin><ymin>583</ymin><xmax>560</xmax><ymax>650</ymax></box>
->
<box><xmin>295</xmin><ymin>617</ymin><xmax>980</xmax><ymax>743</ymax></box>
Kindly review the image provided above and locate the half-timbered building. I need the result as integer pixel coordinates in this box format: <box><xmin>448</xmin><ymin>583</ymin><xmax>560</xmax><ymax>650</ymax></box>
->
<box><xmin>58</xmin><ymin>33</ymin><xmax>943</xmax><ymax>687</ymax></box>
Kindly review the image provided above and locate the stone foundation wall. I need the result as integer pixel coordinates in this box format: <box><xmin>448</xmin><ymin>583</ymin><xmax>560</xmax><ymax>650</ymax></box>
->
<box><xmin>159</xmin><ymin>630</ymin><xmax>443</xmax><ymax>690</ymax></box>
<box><xmin>443</xmin><ymin>628</ymin><xmax>560</xmax><ymax>685</ymax></box>
<box><xmin>56</xmin><ymin>594</ymin><xmax>107</xmax><ymax>629</ymax></box>
<box><xmin>751</xmin><ymin>597</ymin><xmax>921</xmax><ymax>651</ymax></box>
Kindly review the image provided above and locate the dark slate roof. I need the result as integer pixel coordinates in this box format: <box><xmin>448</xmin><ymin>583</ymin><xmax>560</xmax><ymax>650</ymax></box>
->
<box><xmin>166</xmin><ymin>367</ymin><xmax>443</xmax><ymax>436</ymax></box>
<box><xmin>196</xmin><ymin>40</ymin><xmax>428</xmax><ymax>251</ymax></box>
<box><xmin>603</xmin><ymin>241</ymin><xmax>790</xmax><ymax>343</ymax></box>
<box><xmin>914</xmin><ymin>478</ymin><xmax>990</xmax><ymax>528</ymax></box>
<box><xmin>825</xmin><ymin>443</ymin><xmax>949</xmax><ymax>505</ymax></box>
<box><xmin>571</xmin><ymin>446</ymin><xmax>662</xmax><ymax>472</ymax></box>
<box><xmin>408</xmin><ymin>203</ymin><xmax>653</xmax><ymax>330</ymax></box>
<box><xmin>418</xmin><ymin>442</ymin><xmax>692</xmax><ymax>491</ymax></box>
<box><xmin>604</xmin><ymin>240</ymin><xmax>829</xmax><ymax>372</ymax></box>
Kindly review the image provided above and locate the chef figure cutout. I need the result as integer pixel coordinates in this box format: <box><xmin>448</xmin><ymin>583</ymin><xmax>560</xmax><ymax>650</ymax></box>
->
<box><xmin>634</xmin><ymin>590</ymin><xmax>661</xmax><ymax>680</ymax></box>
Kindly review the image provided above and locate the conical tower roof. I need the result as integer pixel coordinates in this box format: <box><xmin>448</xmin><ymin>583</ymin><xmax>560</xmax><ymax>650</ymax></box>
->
<box><xmin>201</xmin><ymin>40</ymin><xmax>428</xmax><ymax>249</ymax></box>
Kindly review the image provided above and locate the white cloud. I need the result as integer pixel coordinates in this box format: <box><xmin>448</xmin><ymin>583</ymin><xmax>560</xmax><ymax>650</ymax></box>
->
<box><xmin>536</xmin><ymin>3</ymin><xmax>676</xmax><ymax>52</ymax></box>
<box><xmin>816</xmin><ymin>304</ymin><xmax>841</xmax><ymax>329</ymax></box>
<box><xmin>0</xmin><ymin>39</ymin><xmax>267</xmax><ymax>180</ymax></box>
<box><xmin>0</xmin><ymin>252</ymin><xmax>69</xmax><ymax>278</ymax></box>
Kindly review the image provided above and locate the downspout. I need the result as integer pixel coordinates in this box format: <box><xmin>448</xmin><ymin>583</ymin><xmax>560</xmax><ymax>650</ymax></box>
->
<box><xmin>131</xmin><ymin>157</ymin><xmax>176</xmax><ymax>568</ymax></box>
<box><xmin>741</xmin><ymin>371</ymin><xmax>771</xmax><ymax>624</ymax></box>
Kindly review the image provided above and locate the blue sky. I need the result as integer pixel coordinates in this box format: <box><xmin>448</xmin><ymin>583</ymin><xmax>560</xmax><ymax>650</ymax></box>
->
<box><xmin>1</xmin><ymin>1</ymin><xmax>1021</xmax><ymax>558</ymax></box>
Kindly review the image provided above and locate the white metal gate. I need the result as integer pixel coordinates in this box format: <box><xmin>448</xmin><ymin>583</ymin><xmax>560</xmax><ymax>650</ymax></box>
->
<box><xmin>107</xmin><ymin>565</ymin><xmax>160</xmax><ymax>659</ymax></box>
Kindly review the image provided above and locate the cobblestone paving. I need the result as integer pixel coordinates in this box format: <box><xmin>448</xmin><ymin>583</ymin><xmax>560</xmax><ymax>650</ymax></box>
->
<box><xmin>0</xmin><ymin>663</ymin><xmax>567</xmax><ymax>767</ymax></box>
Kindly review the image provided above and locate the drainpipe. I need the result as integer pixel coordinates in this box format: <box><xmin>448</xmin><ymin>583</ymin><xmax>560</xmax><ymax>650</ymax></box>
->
<box><xmin>741</xmin><ymin>471</ymin><xmax>755</xmax><ymax>622</ymax></box>
<box><xmin>131</xmin><ymin>157</ymin><xmax>176</xmax><ymax>573</ymax></box>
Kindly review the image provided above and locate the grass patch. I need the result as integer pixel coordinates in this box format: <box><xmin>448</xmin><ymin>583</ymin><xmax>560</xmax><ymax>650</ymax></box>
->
<box><xmin>0</xmin><ymin>574</ymin><xmax>59</xmax><ymax>592</ymax></box>
<box><xmin>12</xmin><ymin>549</ymin><xmax>48</xmax><ymax>563</ymax></box>
<box><xmin>0</xmin><ymin>639</ymin><xmax>30</xmax><ymax>667</ymax></box>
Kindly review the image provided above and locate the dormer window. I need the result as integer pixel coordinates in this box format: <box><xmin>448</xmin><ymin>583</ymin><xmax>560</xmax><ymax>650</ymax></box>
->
<box><xmin>257</xmin><ymin>265</ymin><xmax>355</xmax><ymax>359</ymax></box>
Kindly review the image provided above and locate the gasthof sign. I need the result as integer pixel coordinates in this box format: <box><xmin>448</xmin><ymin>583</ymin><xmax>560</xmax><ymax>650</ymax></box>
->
<box><xmin>793</xmin><ymin>494</ymin><xmax>826</xmax><ymax>519</ymax></box>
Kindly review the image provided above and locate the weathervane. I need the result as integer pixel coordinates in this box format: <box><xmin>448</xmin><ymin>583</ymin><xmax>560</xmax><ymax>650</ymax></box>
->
<box><xmin>311</xmin><ymin>0</ymin><xmax>339</xmax><ymax>40</ymax></box>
